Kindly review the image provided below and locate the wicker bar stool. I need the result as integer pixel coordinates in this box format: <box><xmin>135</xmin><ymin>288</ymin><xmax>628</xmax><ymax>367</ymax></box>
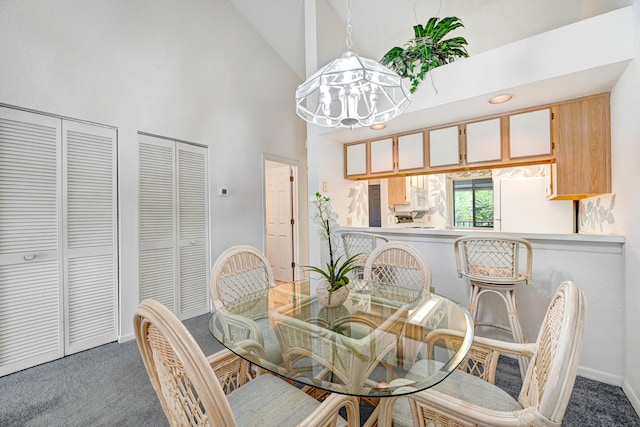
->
<box><xmin>454</xmin><ymin>235</ymin><xmax>533</xmax><ymax>380</ymax></box>
<box><xmin>340</xmin><ymin>232</ymin><xmax>389</xmax><ymax>280</ymax></box>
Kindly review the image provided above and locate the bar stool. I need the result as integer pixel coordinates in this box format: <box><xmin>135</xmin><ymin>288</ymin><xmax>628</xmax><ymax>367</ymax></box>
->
<box><xmin>454</xmin><ymin>235</ymin><xmax>533</xmax><ymax>380</ymax></box>
<box><xmin>340</xmin><ymin>232</ymin><xmax>389</xmax><ymax>280</ymax></box>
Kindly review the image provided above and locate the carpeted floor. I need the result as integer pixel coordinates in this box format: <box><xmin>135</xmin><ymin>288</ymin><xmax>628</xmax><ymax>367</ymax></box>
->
<box><xmin>0</xmin><ymin>313</ymin><xmax>638</xmax><ymax>426</ymax></box>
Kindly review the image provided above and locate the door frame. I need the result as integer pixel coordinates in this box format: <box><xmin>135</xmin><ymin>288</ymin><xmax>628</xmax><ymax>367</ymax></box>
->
<box><xmin>262</xmin><ymin>154</ymin><xmax>300</xmax><ymax>282</ymax></box>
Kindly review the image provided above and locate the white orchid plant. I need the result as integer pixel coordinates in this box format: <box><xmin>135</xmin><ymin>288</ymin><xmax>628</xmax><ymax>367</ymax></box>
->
<box><xmin>305</xmin><ymin>192</ymin><xmax>360</xmax><ymax>292</ymax></box>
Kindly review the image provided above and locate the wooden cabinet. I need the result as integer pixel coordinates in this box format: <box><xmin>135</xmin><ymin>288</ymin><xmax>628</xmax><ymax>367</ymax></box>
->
<box><xmin>397</xmin><ymin>132</ymin><xmax>425</xmax><ymax>171</ymax></box>
<box><xmin>388</xmin><ymin>177</ymin><xmax>410</xmax><ymax>205</ymax></box>
<box><xmin>428</xmin><ymin>125</ymin><xmax>460</xmax><ymax>168</ymax></box>
<box><xmin>465</xmin><ymin>118</ymin><xmax>502</xmax><ymax>164</ymax></box>
<box><xmin>548</xmin><ymin>93</ymin><xmax>611</xmax><ymax>200</ymax></box>
<box><xmin>344</xmin><ymin>142</ymin><xmax>367</xmax><ymax>177</ymax></box>
<box><xmin>344</xmin><ymin>93</ymin><xmax>611</xmax><ymax>200</ymax></box>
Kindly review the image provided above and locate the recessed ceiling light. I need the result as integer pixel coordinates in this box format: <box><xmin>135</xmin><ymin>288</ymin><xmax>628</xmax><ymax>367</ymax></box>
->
<box><xmin>370</xmin><ymin>124</ymin><xmax>386</xmax><ymax>130</ymax></box>
<box><xmin>489</xmin><ymin>94</ymin><xmax>513</xmax><ymax>104</ymax></box>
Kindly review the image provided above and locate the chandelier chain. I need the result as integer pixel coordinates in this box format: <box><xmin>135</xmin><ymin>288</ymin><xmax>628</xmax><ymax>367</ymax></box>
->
<box><xmin>346</xmin><ymin>0</ymin><xmax>353</xmax><ymax>50</ymax></box>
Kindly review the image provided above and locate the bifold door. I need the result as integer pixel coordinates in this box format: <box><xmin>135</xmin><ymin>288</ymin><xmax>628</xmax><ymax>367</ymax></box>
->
<box><xmin>138</xmin><ymin>134</ymin><xmax>208</xmax><ymax>319</ymax></box>
<box><xmin>0</xmin><ymin>107</ymin><xmax>117</xmax><ymax>377</ymax></box>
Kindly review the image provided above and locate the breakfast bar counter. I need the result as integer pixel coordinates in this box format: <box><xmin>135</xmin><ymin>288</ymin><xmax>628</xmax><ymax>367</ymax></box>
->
<box><xmin>338</xmin><ymin>227</ymin><xmax>625</xmax><ymax>388</ymax></box>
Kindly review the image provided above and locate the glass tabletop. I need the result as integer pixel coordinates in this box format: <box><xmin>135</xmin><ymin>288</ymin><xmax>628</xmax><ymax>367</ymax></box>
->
<box><xmin>209</xmin><ymin>279</ymin><xmax>473</xmax><ymax>398</ymax></box>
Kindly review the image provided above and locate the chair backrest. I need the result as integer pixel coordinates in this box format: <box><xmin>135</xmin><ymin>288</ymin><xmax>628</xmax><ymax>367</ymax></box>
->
<box><xmin>134</xmin><ymin>299</ymin><xmax>239</xmax><ymax>427</ymax></box>
<box><xmin>210</xmin><ymin>245</ymin><xmax>274</xmax><ymax>309</ymax></box>
<box><xmin>363</xmin><ymin>242</ymin><xmax>431</xmax><ymax>292</ymax></box>
<box><xmin>518</xmin><ymin>281</ymin><xmax>586</xmax><ymax>423</ymax></box>
<box><xmin>454</xmin><ymin>235</ymin><xmax>533</xmax><ymax>285</ymax></box>
<box><xmin>341</xmin><ymin>232</ymin><xmax>389</xmax><ymax>267</ymax></box>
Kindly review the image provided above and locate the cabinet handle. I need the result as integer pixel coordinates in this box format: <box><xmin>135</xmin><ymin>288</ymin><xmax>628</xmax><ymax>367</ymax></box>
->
<box><xmin>24</xmin><ymin>253</ymin><xmax>35</xmax><ymax>261</ymax></box>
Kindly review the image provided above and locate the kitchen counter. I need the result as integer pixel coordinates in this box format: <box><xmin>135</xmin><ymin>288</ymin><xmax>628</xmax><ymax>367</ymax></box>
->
<box><xmin>338</xmin><ymin>226</ymin><xmax>625</xmax><ymax>387</ymax></box>
<box><xmin>341</xmin><ymin>226</ymin><xmax>625</xmax><ymax>244</ymax></box>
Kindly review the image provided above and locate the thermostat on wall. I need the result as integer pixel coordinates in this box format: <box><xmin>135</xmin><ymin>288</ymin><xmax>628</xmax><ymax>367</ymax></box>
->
<box><xmin>217</xmin><ymin>187</ymin><xmax>228</xmax><ymax>196</ymax></box>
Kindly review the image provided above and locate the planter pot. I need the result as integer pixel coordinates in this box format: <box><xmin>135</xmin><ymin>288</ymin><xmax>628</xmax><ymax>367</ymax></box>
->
<box><xmin>316</xmin><ymin>280</ymin><xmax>349</xmax><ymax>308</ymax></box>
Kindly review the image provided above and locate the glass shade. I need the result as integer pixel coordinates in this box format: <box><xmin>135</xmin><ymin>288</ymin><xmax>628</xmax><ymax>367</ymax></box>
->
<box><xmin>296</xmin><ymin>50</ymin><xmax>411</xmax><ymax>129</ymax></box>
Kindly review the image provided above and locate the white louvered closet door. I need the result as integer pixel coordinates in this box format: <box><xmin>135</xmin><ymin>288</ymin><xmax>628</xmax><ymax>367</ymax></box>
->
<box><xmin>63</xmin><ymin>121</ymin><xmax>117</xmax><ymax>354</ymax></box>
<box><xmin>177</xmin><ymin>143</ymin><xmax>208</xmax><ymax>318</ymax></box>
<box><xmin>0</xmin><ymin>107</ymin><xmax>64</xmax><ymax>377</ymax></box>
<box><xmin>138</xmin><ymin>135</ymin><xmax>208</xmax><ymax>319</ymax></box>
<box><xmin>139</xmin><ymin>135</ymin><xmax>176</xmax><ymax>311</ymax></box>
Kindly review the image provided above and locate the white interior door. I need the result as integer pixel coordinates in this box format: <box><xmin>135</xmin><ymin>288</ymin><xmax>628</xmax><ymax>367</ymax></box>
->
<box><xmin>63</xmin><ymin>120</ymin><xmax>118</xmax><ymax>354</ymax></box>
<box><xmin>0</xmin><ymin>107</ymin><xmax>64</xmax><ymax>377</ymax></box>
<box><xmin>265</xmin><ymin>161</ymin><xmax>294</xmax><ymax>282</ymax></box>
<box><xmin>176</xmin><ymin>142</ymin><xmax>208</xmax><ymax>318</ymax></box>
<box><xmin>138</xmin><ymin>134</ymin><xmax>209</xmax><ymax>319</ymax></box>
<box><xmin>139</xmin><ymin>135</ymin><xmax>177</xmax><ymax>312</ymax></box>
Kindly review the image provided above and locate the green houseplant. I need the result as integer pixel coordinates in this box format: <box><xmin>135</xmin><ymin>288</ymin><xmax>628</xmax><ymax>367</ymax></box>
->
<box><xmin>380</xmin><ymin>16</ymin><xmax>469</xmax><ymax>93</ymax></box>
<box><xmin>305</xmin><ymin>192</ymin><xmax>360</xmax><ymax>307</ymax></box>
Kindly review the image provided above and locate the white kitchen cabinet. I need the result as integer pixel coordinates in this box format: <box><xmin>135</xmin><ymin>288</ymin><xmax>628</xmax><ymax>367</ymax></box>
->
<box><xmin>429</xmin><ymin>126</ymin><xmax>459</xmax><ymax>167</ymax></box>
<box><xmin>509</xmin><ymin>109</ymin><xmax>552</xmax><ymax>158</ymax></box>
<box><xmin>397</xmin><ymin>132</ymin><xmax>424</xmax><ymax>171</ymax></box>
<box><xmin>370</xmin><ymin>138</ymin><xmax>394</xmax><ymax>174</ymax></box>
<box><xmin>465</xmin><ymin>118</ymin><xmax>501</xmax><ymax>164</ymax></box>
<box><xmin>345</xmin><ymin>142</ymin><xmax>367</xmax><ymax>177</ymax></box>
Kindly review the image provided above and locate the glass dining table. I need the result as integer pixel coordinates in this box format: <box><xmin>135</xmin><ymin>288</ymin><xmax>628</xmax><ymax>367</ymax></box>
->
<box><xmin>209</xmin><ymin>279</ymin><xmax>473</xmax><ymax>426</ymax></box>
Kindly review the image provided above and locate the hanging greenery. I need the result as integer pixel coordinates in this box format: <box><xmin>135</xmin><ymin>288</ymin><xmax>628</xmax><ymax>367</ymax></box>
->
<box><xmin>380</xmin><ymin>16</ymin><xmax>469</xmax><ymax>93</ymax></box>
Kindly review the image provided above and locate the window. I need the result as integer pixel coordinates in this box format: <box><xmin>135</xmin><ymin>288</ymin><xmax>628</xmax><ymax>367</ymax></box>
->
<box><xmin>452</xmin><ymin>178</ymin><xmax>494</xmax><ymax>228</ymax></box>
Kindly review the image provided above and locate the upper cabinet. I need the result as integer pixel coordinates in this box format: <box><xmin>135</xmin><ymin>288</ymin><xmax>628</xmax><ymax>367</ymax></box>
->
<box><xmin>344</xmin><ymin>93</ymin><xmax>611</xmax><ymax>199</ymax></box>
<box><xmin>547</xmin><ymin>93</ymin><xmax>611</xmax><ymax>200</ymax></box>
<box><xmin>344</xmin><ymin>141</ymin><xmax>367</xmax><ymax>177</ymax></box>
<box><xmin>508</xmin><ymin>109</ymin><xmax>552</xmax><ymax>159</ymax></box>
<box><xmin>397</xmin><ymin>132</ymin><xmax>425</xmax><ymax>171</ymax></box>
<box><xmin>370</xmin><ymin>138</ymin><xmax>394</xmax><ymax>175</ymax></box>
<box><xmin>428</xmin><ymin>126</ymin><xmax>460</xmax><ymax>168</ymax></box>
<box><xmin>464</xmin><ymin>118</ymin><xmax>502</xmax><ymax>165</ymax></box>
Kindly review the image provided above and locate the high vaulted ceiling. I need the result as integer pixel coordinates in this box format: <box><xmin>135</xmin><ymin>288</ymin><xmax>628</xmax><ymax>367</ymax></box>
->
<box><xmin>227</xmin><ymin>0</ymin><xmax>633</xmax><ymax>80</ymax></box>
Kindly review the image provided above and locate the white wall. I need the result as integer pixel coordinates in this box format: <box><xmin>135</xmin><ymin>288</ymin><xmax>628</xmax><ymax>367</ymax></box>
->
<box><xmin>611</xmin><ymin>0</ymin><xmax>640</xmax><ymax>413</ymax></box>
<box><xmin>0</xmin><ymin>0</ymin><xmax>307</xmax><ymax>340</ymax></box>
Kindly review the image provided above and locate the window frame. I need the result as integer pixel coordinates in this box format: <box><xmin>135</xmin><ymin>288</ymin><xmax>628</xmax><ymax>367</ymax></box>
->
<box><xmin>448</xmin><ymin>176</ymin><xmax>495</xmax><ymax>229</ymax></box>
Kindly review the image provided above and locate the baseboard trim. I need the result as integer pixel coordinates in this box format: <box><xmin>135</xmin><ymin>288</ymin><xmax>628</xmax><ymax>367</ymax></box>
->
<box><xmin>622</xmin><ymin>381</ymin><xmax>640</xmax><ymax>418</ymax></box>
<box><xmin>119</xmin><ymin>332</ymin><xmax>135</xmax><ymax>343</ymax></box>
<box><xmin>578</xmin><ymin>366</ymin><xmax>623</xmax><ymax>386</ymax></box>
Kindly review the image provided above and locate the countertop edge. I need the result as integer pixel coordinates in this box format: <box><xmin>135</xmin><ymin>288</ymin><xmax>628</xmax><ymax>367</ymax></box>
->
<box><xmin>339</xmin><ymin>227</ymin><xmax>625</xmax><ymax>244</ymax></box>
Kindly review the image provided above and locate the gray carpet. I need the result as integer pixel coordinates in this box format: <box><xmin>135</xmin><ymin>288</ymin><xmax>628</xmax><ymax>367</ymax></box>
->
<box><xmin>0</xmin><ymin>313</ymin><xmax>638</xmax><ymax>426</ymax></box>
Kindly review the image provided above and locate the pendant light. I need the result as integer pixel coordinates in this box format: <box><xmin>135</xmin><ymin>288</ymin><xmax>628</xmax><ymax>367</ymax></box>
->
<box><xmin>295</xmin><ymin>0</ymin><xmax>411</xmax><ymax>129</ymax></box>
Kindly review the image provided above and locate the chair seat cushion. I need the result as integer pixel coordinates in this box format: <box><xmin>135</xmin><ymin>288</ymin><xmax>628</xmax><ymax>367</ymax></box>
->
<box><xmin>227</xmin><ymin>373</ymin><xmax>347</xmax><ymax>426</ymax></box>
<box><xmin>391</xmin><ymin>361</ymin><xmax>522</xmax><ymax>427</ymax></box>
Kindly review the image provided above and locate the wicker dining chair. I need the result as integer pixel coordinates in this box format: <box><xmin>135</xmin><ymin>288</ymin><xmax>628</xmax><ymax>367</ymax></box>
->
<box><xmin>209</xmin><ymin>245</ymin><xmax>280</xmax><ymax>363</ymax></box>
<box><xmin>135</xmin><ymin>299</ymin><xmax>360</xmax><ymax>427</ymax></box>
<box><xmin>454</xmin><ymin>235</ymin><xmax>533</xmax><ymax>379</ymax></box>
<box><xmin>341</xmin><ymin>232</ymin><xmax>389</xmax><ymax>280</ymax></box>
<box><xmin>363</xmin><ymin>242</ymin><xmax>432</xmax><ymax>292</ymax></box>
<box><xmin>210</xmin><ymin>245</ymin><xmax>274</xmax><ymax>310</ymax></box>
<box><xmin>378</xmin><ymin>281</ymin><xmax>586</xmax><ymax>427</ymax></box>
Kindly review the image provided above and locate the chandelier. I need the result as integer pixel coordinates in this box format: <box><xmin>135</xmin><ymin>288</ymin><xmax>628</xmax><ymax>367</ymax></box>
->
<box><xmin>295</xmin><ymin>0</ymin><xmax>411</xmax><ymax>129</ymax></box>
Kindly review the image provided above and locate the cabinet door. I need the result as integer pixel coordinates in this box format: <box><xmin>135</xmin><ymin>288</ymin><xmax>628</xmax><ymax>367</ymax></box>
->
<box><xmin>549</xmin><ymin>94</ymin><xmax>610</xmax><ymax>199</ymax></box>
<box><xmin>466</xmin><ymin>118</ymin><xmax>501</xmax><ymax>164</ymax></box>
<box><xmin>397</xmin><ymin>132</ymin><xmax>424</xmax><ymax>171</ymax></box>
<box><xmin>370</xmin><ymin>138</ymin><xmax>394</xmax><ymax>174</ymax></box>
<box><xmin>388</xmin><ymin>177</ymin><xmax>410</xmax><ymax>205</ymax></box>
<box><xmin>429</xmin><ymin>126</ymin><xmax>459</xmax><ymax>167</ymax></box>
<box><xmin>345</xmin><ymin>142</ymin><xmax>367</xmax><ymax>177</ymax></box>
<box><xmin>509</xmin><ymin>109</ymin><xmax>552</xmax><ymax>158</ymax></box>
